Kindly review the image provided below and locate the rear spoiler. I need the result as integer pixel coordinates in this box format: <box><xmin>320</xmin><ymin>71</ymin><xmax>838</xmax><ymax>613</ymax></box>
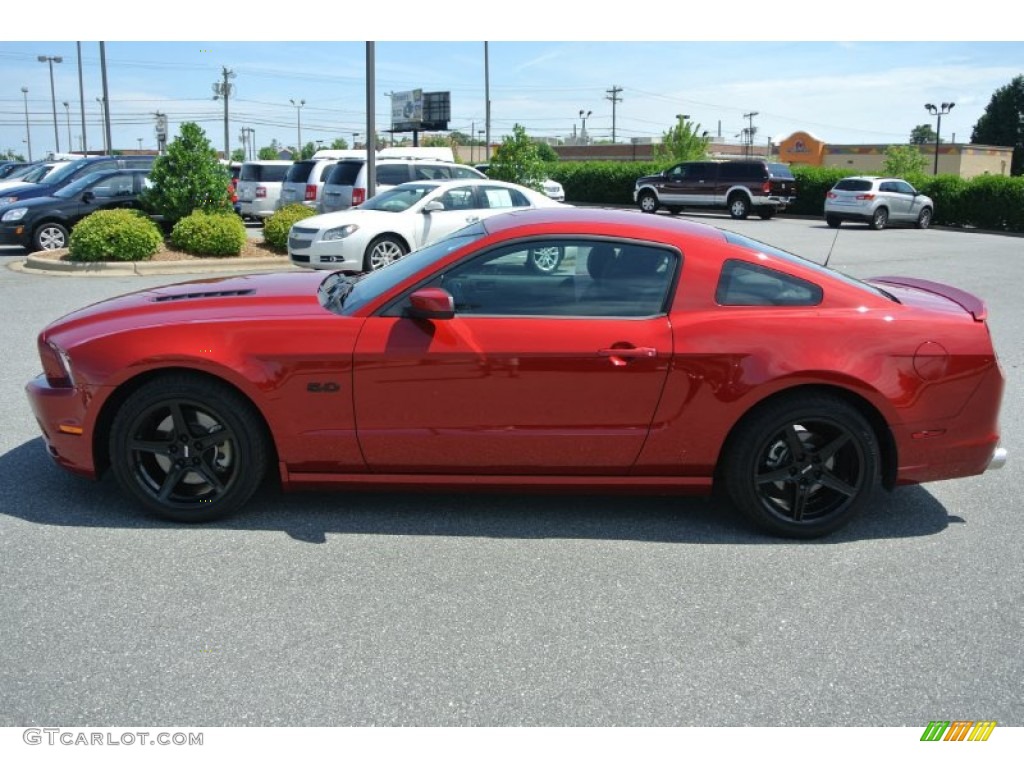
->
<box><xmin>870</xmin><ymin>276</ymin><xmax>988</xmax><ymax>321</ymax></box>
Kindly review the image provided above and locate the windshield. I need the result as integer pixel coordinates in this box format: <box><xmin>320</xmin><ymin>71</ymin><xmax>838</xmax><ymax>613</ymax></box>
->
<box><xmin>722</xmin><ymin>231</ymin><xmax>895</xmax><ymax>301</ymax></box>
<box><xmin>336</xmin><ymin>224</ymin><xmax>487</xmax><ymax>314</ymax></box>
<box><xmin>53</xmin><ymin>171</ymin><xmax>114</xmax><ymax>199</ymax></box>
<box><xmin>360</xmin><ymin>183</ymin><xmax>438</xmax><ymax>213</ymax></box>
<box><xmin>42</xmin><ymin>158</ymin><xmax>92</xmax><ymax>186</ymax></box>
<box><xmin>18</xmin><ymin>164</ymin><xmax>56</xmax><ymax>183</ymax></box>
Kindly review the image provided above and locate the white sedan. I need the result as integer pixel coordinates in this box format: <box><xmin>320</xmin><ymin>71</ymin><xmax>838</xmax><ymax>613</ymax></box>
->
<box><xmin>287</xmin><ymin>179</ymin><xmax>565</xmax><ymax>272</ymax></box>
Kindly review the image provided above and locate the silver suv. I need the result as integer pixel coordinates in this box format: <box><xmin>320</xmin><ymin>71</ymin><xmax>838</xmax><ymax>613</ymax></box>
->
<box><xmin>824</xmin><ymin>176</ymin><xmax>934</xmax><ymax>230</ymax></box>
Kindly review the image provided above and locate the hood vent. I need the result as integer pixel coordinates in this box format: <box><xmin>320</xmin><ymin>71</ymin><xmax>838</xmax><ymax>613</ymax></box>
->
<box><xmin>152</xmin><ymin>289</ymin><xmax>255</xmax><ymax>303</ymax></box>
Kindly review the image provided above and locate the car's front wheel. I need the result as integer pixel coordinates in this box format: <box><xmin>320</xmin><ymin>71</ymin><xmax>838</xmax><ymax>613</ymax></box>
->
<box><xmin>758</xmin><ymin>208</ymin><xmax>776</xmax><ymax>220</ymax></box>
<box><xmin>722</xmin><ymin>394</ymin><xmax>880</xmax><ymax>538</ymax></box>
<box><xmin>916</xmin><ymin>207</ymin><xmax>933</xmax><ymax>229</ymax></box>
<box><xmin>33</xmin><ymin>222</ymin><xmax>69</xmax><ymax>251</ymax></box>
<box><xmin>638</xmin><ymin>191</ymin><xmax>659</xmax><ymax>214</ymax></box>
<box><xmin>826</xmin><ymin>215</ymin><xmax>841</xmax><ymax>228</ymax></box>
<box><xmin>526</xmin><ymin>245</ymin><xmax>564</xmax><ymax>274</ymax></box>
<box><xmin>109</xmin><ymin>374</ymin><xmax>269</xmax><ymax>523</ymax></box>
<box><xmin>364</xmin><ymin>235</ymin><xmax>408</xmax><ymax>271</ymax></box>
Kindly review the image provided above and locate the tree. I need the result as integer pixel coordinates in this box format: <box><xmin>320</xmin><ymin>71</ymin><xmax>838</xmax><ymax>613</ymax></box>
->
<box><xmin>421</xmin><ymin>134</ymin><xmax>452</xmax><ymax>148</ymax></box>
<box><xmin>329</xmin><ymin>137</ymin><xmax>349</xmax><ymax>150</ymax></box>
<box><xmin>534</xmin><ymin>142</ymin><xmax>559</xmax><ymax>162</ymax></box>
<box><xmin>655</xmin><ymin>116</ymin><xmax>711</xmax><ymax>164</ymax></box>
<box><xmin>971</xmin><ymin>74</ymin><xmax>1024</xmax><ymax>175</ymax></box>
<box><xmin>258</xmin><ymin>139</ymin><xmax>283</xmax><ymax>160</ymax></box>
<box><xmin>141</xmin><ymin>122</ymin><xmax>231</xmax><ymax>224</ymax></box>
<box><xmin>882</xmin><ymin>145</ymin><xmax>927</xmax><ymax>178</ymax></box>
<box><xmin>299</xmin><ymin>141</ymin><xmax>318</xmax><ymax>160</ymax></box>
<box><xmin>1</xmin><ymin>149</ymin><xmax>26</xmax><ymax>161</ymax></box>
<box><xmin>910</xmin><ymin>124</ymin><xmax>937</xmax><ymax>145</ymax></box>
<box><xmin>486</xmin><ymin>124</ymin><xmax>545</xmax><ymax>192</ymax></box>
<box><xmin>230</xmin><ymin>148</ymin><xmax>246</xmax><ymax>163</ymax></box>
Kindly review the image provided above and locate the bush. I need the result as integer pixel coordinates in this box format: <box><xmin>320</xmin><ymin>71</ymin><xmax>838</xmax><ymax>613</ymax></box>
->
<box><xmin>170</xmin><ymin>210</ymin><xmax>247</xmax><ymax>257</ymax></box>
<box><xmin>141</xmin><ymin>122</ymin><xmax>232</xmax><ymax>225</ymax></box>
<box><xmin>68</xmin><ymin>209</ymin><xmax>163</xmax><ymax>262</ymax></box>
<box><xmin>264</xmin><ymin>204</ymin><xmax>317</xmax><ymax>252</ymax></box>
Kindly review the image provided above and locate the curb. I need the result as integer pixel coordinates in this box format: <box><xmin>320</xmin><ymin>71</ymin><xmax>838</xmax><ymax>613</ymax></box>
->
<box><xmin>11</xmin><ymin>253</ymin><xmax>301</xmax><ymax>277</ymax></box>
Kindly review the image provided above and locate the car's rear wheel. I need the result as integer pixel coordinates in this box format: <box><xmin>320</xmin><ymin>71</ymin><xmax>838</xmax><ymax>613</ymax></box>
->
<box><xmin>109</xmin><ymin>375</ymin><xmax>269</xmax><ymax>523</ymax></box>
<box><xmin>33</xmin><ymin>222</ymin><xmax>69</xmax><ymax>251</ymax></box>
<box><xmin>728</xmin><ymin>195</ymin><xmax>750</xmax><ymax>219</ymax></box>
<box><xmin>758</xmin><ymin>208</ymin><xmax>776</xmax><ymax>220</ymax></box>
<box><xmin>826</xmin><ymin>215</ymin><xmax>841</xmax><ymax>228</ymax></box>
<box><xmin>916</xmin><ymin>207</ymin><xmax>933</xmax><ymax>229</ymax></box>
<box><xmin>363</xmin><ymin>235</ymin><xmax>407</xmax><ymax>271</ymax></box>
<box><xmin>722</xmin><ymin>394</ymin><xmax>880</xmax><ymax>538</ymax></box>
<box><xmin>526</xmin><ymin>245</ymin><xmax>564</xmax><ymax>274</ymax></box>
<box><xmin>638</xmin><ymin>191</ymin><xmax>659</xmax><ymax>214</ymax></box>
<box><xmin>870</xmin><ymin>207</ymin><xmax>889</xmax><ymax>230</ymax></box>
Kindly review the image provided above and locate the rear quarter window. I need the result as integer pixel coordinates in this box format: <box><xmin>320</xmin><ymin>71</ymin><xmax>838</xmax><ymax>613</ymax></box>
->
<box><xmin>326</xmin><ymin>161</ymin><xmax>363</xmax><ymax>185</ymax></box>
<box><xmin>719</xmin><ymin>163</ymin><xmax>761</xmax><ymax>180</ymax></box>
<box><xmin>716</xmin><ymin>260</ymin><xmax>822</xmax><ymax>307</ymax></box>
<box><xmin>285</xmin><ymin>161</ymin><xmax>316</xmax><ymax>182</ymax></box>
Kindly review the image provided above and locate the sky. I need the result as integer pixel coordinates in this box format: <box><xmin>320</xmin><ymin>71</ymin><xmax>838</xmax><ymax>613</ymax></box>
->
<box><xmin>2</xmin><ymin>3</ymin><xmax>1021</xmax><ymax>161</ymax></box>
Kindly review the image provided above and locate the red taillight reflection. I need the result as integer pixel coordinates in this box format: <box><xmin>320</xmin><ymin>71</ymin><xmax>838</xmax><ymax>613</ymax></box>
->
<box><xmin>305</xmin><ymin>184</ymin><xmax>317</xmax><ymax>201</ymax></box>
<box><xmin>352</xmin><ymin>188</ymin><xmax>366</xmax><ymax>206</ymax></box>
<box><xmin>827</xmin><ymin>192</ymin><xmax>837</xmax><ymax>199</ymax></box>
<box><xmin>856</xmin><ymin>193</ymin><xmax>876</xmax><ymax>200</ymax></box>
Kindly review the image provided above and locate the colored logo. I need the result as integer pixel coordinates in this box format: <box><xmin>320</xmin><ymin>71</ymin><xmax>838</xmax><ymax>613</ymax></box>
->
<box><xmin>921</xmin><ymin>721</ymin><xmax>997</xmax><ymax>741</ymax></box>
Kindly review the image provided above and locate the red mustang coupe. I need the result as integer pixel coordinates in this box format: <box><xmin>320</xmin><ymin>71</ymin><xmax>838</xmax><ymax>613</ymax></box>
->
<box><xmin>26</xmin><ymin>208</ymin><xmax>1006</xmax><ymax>537</ymax></box>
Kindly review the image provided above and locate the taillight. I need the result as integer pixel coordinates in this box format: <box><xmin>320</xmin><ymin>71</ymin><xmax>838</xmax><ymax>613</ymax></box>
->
<box><xmin>352</xmin><ymin>187</ymin><xmax>366</xmax><ymax>206</ymax></box>
<box><xmin>827</xmin><ymin>192</ymin><xmax>837</xmax><ymax>199</ymax></box>
<box><xmin>762</xmin><ymin>181</ymin><xmax>770</xmax><ymax>194</ymax></box>
<box><xmin>856</xmin><ymin>193</ymin><xmax>876</xmax><ymax>200</ymax></box>
<box><xmin>305</xmin><ymin>184</ymin><xmax>317</xmax><ymax>201</ymax></box>
<box><xmin>256</xmin><ymin>186</ymin><xmax>267</xmax><ymax>198</ymax></box>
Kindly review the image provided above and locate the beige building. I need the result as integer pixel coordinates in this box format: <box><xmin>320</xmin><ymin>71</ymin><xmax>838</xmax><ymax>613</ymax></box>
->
<box><xmin>777</xmin><ymin>130</ymin><xmax>1012</xmax><ymax>179</ymax></box>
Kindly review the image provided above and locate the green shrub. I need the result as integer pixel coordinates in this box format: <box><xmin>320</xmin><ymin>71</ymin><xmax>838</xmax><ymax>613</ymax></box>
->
<box><xmin>68</xmin><ymin>209</ymin><xmax>163</xmax><ymax>262</ymax></box>
<box><xmin>170</xmin><ymin>210</ymin><xmax>247</xmax><ymax>257</ymax></box>
<box><xmin>264</xmin><ymin>204</ymin><xmax>317</xmax><ymax>252</ymax></box>
<box><xmin>141</xmin><ymin>122</ymin><xmax>232</xmax><ymax>225</ymax></box>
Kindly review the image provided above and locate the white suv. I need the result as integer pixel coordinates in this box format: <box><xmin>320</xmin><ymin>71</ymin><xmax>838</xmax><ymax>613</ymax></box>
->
<box><xmin>236</xmin><ymin>160</ymin><xmax>291</xmax><ymax>219</ymax></box>
<box><xmin>319</xmin><ymin>158</ymin><xmax>485</xmax><ymax>213</ymax></box>
<box><xmin>824</xmin><ymin>176</ymin><xmax>934</xmax><ymax>230</ymax></box>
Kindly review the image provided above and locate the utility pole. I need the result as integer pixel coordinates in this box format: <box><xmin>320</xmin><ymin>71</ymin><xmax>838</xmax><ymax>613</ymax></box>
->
<box><xmin>21</xmin><ymin>87</ymin><xmax>32</xmax><ymax>161</ymax></box>
<box><xmin>99</xmin><ymin>42</ymin><xmax>112</xmax><ymax>154</ymax></box>
<box><xmin>484</xmin><ymin>42</ymin><xmax>490</xmax><ymax>163</ymax></box>
<box><xmin>743</xmin><ymin>111</ymin><xmax>759</xmax><ymax>158</ymax></box>
<box><xmin>76</xmin><ymin>42</ymin><xmax>87</xmax><ymax>155</ymax></box>
<box><xmin>212</xmin><ymin>66</ymin><xmax>236</xmax><ymax>160</ymax></box>
<box><xmin>605</xmin><ymin>85</ymin><xmax>623</xmax><ymax>143</ymax></box>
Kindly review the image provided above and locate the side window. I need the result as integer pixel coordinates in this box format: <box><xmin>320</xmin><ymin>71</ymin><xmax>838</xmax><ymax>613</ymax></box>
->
<box><xmin>452</xmin><ymin>166</ymin><xmax>482</xmax><ymax>179</ymax></box>
<box><xmin>406</xmin><ymin>240</ymin><xmax>677</xmax><ymax>318</ymax></box>
<box><xmin>438</xmin><ymin>187</ymin><xmax>475</xmax><ymax>211</ymax></box>
<box><xmin>479</xmin><ymin>186</ymin><xmax>529</xmax><ymax>209</ymax></box>
<box><xmin>716</xmin><ymin>260</ymin><xmax>822</xmax><ymax>307</ymax></box>
<box><xmin>377</xmin><ymin>164</ymin><xmax>411</xmax><ymax>185</ymax></box>
<box><xmin>879</xmin><ymin>181</ymin><xmax>896</xmax><ymax>193</ymax></box>
<box><xmin>894</xmin><ymin>181</ymin><xmax>915</xmax><ymax>195</ymax></box>
<box><xmin>92</xmin><ymin>174</ymin><xmax>135</xmax><ymax>198</ymax></box>
<box><xmin>89</xmin><ymin>161</ymin><xmax>116</xmax><ymax>174</ymax></box>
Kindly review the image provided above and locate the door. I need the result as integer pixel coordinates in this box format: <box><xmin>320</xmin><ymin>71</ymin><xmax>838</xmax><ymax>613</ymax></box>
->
<box><xmin>352</xmin><ymin>239</ymin><xmax>677</xmax><ymax>474</ymax></box>
<box><xmin>878</xmin><ymin>180</ymin><xmax>913</xmax><ymax>221</ymax></box>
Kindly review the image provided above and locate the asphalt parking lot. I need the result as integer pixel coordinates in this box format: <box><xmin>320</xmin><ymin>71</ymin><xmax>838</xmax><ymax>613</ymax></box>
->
<box><xmin>0</xmin><ymin>213</ymin><xmax>1021</xmax><ymax>727</ymax></box>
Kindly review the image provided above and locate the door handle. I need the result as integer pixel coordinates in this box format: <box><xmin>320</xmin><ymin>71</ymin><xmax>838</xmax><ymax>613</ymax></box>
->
<box><xmin>465</xmin><ymin>216</ymin><xmax>480</xmax><ymax>223</ymax></box>
<box><xmin>598</xmin><ymin>347</ymin><xmax>657</xmax><ymax>366</ymax></box>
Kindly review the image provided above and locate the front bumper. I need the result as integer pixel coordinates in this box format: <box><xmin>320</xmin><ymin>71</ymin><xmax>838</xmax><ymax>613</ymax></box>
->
<box><xmin>0</xmin><ymin>222</ymin><xmax>32</xmax><ymax>247</ymax></box>
<box><xmin>25</xmin><ymin>373</ymin><xmax>97</xmax><ymax>478</ymax></box>
<box><xmin>288</xmin><ymin>232</ymin><xmax>362</xmax><ymax>271</ymax></box>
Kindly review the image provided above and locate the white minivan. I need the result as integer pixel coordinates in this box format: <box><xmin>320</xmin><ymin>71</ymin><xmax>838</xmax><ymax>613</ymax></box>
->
<box><xmin>236</xmin><ymin>160</ymin><xmax>292</xmax><ymax>219</ymax></box>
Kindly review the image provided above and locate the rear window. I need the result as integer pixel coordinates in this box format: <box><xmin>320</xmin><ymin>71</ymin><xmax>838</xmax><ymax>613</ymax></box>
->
<box><xmin>767</xmin><ymin>163</ymin><xmax>794</xmax><ymax>179</ymax></box>
<box><xmin>240</xmin><ymin>164</ymin><xmax>289</xmax><ymax>182</ymax></box>
<box><xmin>326</xmin><ymin>160</ymin><xmax>364</xmax><ymax>185</ymax></box>
<box><xmin>833</xmin><ymin>178</ymin><xmax>874</xmax><ymax>192</ymax></box>
<box><xmin>285</xmin><ymin>161</ymin><xmax>317</xmax><ymax>182</ymax></box>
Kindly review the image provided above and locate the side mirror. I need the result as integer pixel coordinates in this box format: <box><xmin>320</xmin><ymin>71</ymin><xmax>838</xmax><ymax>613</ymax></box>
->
<box><xmin>82</xmin><ymin>191</ymin><xmax>94</xmax><ymax>203</ymax></box>
<box><xmin>422</xmin><ymin>200</ymin><xmax>445</xmax><ymax>213</ymax></box>
<box><xmin>408</xmin><ymin>287</ymin><xmax>455</xmax><ymax>319</ymax></box>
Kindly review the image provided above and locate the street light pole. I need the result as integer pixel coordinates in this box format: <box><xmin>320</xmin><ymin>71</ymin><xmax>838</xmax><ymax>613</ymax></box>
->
<box><xmin>38</xmin><ymin>54</ymin><xmax>63</xmax><ymax>154</ymax></box>
<box><xmin>62</xmin><ymin>101</ymin><xmax>72</xmax><ymax>153</ymax></box>
<box><xmin>96</xmin><ymin>97</ymin><xmax>108</xmax><ymax>154</ymax></box>
<box><xmin>290</xmin><ymin>98</ymin><xmax>305</xmax><ymax>157</ymax></box>
<box><xmin>924</xmin><ymin>102</ymin><xmax>955</xmax><ymax>175</ymax></box>
<box><xmin>579</xmin><ymin>109</ymin><xmax>592</xmax><ymax>145</ymax></box>
<box><xmin>21</xmin><ymin>86</ymin><xmax>32</xmax><ymax>162</ymax></box>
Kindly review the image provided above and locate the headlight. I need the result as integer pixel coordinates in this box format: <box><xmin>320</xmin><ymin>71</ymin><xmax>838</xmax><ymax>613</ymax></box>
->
<box><xmin>323</xmin><ymin>224</ymin><xmax>359</xmax><ymax>241</ymax></box>
<box><xmin>1</xmin><ymin>207</ymin><xmax>28</xmax><ymax>222</ymax></box>
<box><xmin>39</xmin><ymin>339</ymin><xmax>75</xmax><ymax>388</ymax></box>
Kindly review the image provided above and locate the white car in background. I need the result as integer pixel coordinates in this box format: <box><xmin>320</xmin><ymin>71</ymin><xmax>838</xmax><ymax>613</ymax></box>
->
<box><xmin>474</xmin><ymin>163</ymin><xmax>565</xmax><ymax>202</ymax></box>
<box><xmin>288</xmin><ymin>179</ymin><xmax>565</xmax><ymax>272</ymax></box>
<box><xmin>0</xmin><ymin>161</ymin><xmax>71</xmax><ymax>192</ymax></box>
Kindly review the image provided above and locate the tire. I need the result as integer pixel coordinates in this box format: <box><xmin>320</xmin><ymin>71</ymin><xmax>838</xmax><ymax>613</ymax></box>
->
<box><xmin>826</xmin><ymin>216</ymin><xmax>841</xmax><ymax>229</ymax></box>
<box><xmin>870</xmin><ymin>207</ymin><xmax>889</xmax><ymax>230</ymax></box>
<box><xmin>33</xmin><ymin>221</ymin><xmax>69</xmax><ymax>251</ymax></box>
<box><xmin>722</xmin><ymin>394</ymin><xmax>880</xmax><ymax>538</ymax></box>
<box><xmin>667</xmin><ymin>206</ymin><xmax>682</xmax><ymax>215</ymax></box>
<box><xmin>363</xmin><ymin>235</ymin><xmax>407</xmax><ymax>272</ymax></box>
<box><xmin>526</xmin><ymin>245</ymin><xmax>564</xmax><ymax>274</ymax></box>
<box><xmin>109</xmin><ymin>374</ymin><xmax>269</xmax><ymax>523</ymax></box>
<box><xmin>916</xmin><ymin>207</ymin><xmax>933</xmax><ymax>230</ymax></box>
<box><xmin>728</xmin><ymin>195</ymin><xmax>750</xmax><ymax>220</ymax></box>
<box><xmin>758</xmin><ymin>208</ymin><xmax>776</xmax><ymax>220</ymax></box>
<box><xmin>638</xmin><ymin>191</ymin><xmax>659</xmax><ymax>214</ymax></box>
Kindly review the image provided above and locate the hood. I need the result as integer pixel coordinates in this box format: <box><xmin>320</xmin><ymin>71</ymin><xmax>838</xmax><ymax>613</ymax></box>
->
<box><xmin>44</xmin><ymin>270</ymin><xmax>330</xmax><ymax>345</ymax></box>
<box><xmin>293</xmin><ymin>208</ymin><xmax>404</xmax><ymax>231</ymax></box>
